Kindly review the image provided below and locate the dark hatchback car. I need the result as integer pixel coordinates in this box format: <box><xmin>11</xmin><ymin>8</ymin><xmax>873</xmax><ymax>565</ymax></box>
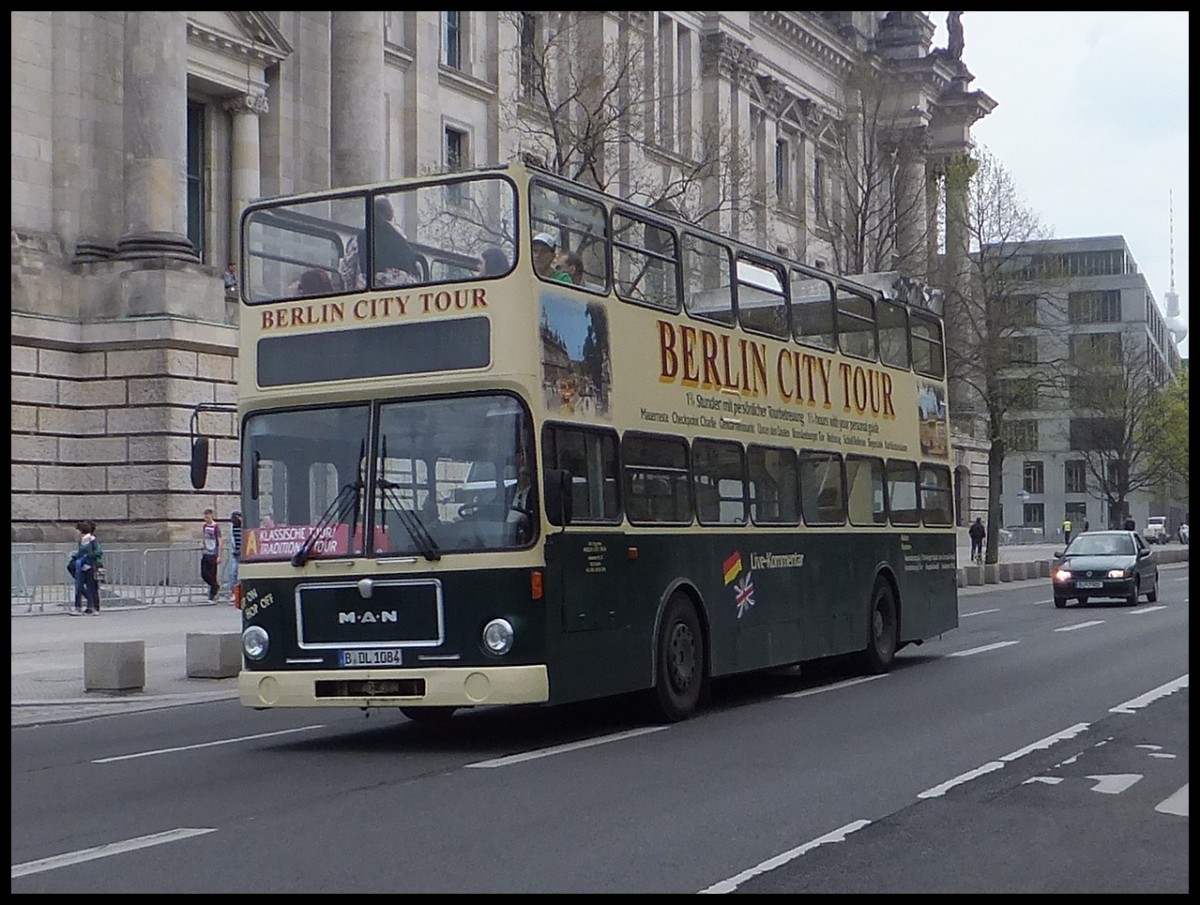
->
<box><xmin>1052</xmin><ymin>530</ymin><xmax>1159</xmax><ymax>608</ymax></box>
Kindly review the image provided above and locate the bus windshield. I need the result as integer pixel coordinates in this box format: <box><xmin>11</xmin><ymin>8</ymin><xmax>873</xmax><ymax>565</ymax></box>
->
<box><xmin>240</xmin><ymin>394</ymin><xmax>536</xmax><ymax>562</ymax></box>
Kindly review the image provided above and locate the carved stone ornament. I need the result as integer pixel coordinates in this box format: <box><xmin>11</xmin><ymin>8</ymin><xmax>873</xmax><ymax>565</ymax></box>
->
<box><xmin>701</xmin><ymin>32</ymin><xmax>759</xmax><ymax>83</ymax></box>
<box><xmin>222</xmin><ymin>92</ymin><xmax>270</xmax><ymax>117</ymax></box>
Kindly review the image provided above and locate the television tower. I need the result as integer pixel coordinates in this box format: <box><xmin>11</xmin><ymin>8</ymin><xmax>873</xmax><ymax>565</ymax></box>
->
<box><xmin>1164</xmin><ymin>190</ymin><xmax>1187</xmax><ymax>347</ymax></box>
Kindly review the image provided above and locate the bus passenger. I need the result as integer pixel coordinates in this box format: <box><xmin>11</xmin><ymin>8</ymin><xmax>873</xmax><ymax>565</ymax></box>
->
<box><xmin>532</xmin><ymin>232</ymin><xmax>571</xmax><ymax>282</ymax></box>
<box><xmin>294</xmin><ymin>268</ymin><xmax>335</xmax><ymax>296</ymax></box>
<box><xmin>475</xmin><ymin>246</ymin><xmax>509</xmax><ymax>277</ymax></box>
<box><xmin>555</xmin><ymin>250</ymin><xmax>584</xmax><ymax>286</ymax></box>
<box><xmin>343</xmin><ymin>196</ymin><xmax>420</xmax><ymax>290</ymax></box>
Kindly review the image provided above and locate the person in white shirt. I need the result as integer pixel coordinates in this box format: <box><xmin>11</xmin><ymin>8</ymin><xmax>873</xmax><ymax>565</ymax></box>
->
<box><xmin>506</xmin><ymin>468</ymin><xmax>535</xmax><ymax>542</ymax></box>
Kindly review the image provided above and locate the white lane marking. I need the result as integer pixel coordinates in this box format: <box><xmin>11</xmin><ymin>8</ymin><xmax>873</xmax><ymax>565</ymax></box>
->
<box><xmin>11</xmin><ymin>827</ymin><xmax>216</xmax><ymax>878</ymax></box>
<box><xmin>1175</xmin><ymin>577</ymin><xmax>1189</xmax><ymax>582</ymax></box>
<box><xmin>1086</xmin><ymin>773</ymin><xmax>1142</xmax><ymax>794</ymax></box>
<box><xmin>918</xmin><ymin>723</ymin><xmax>1091</xmax><ymax>799</ymax></box>
<box><xmin>1129</xmin><ymin>605</ymin><xmax>1167</xmax><ymax>614</ymax></box>
<box><xmin>1023</xmin><ymin>776</ymin><xmax>1064</xmax><ymax>785</ymax></box>
<box><xmin>1155</xmin><ymin>783</ymin><xmax>1189</xmax><ymax>817</ymax></box>
<box><xmin>1055</xmin><ymin>620</ymin><xmax>1105</xmax><ymax>632</ymax></box>
<box><xmin>781</xmin><ymin>675</ymin><xmax>885</xmax><ymax>698</ymax></box>
<box><xmin>92</xmin><ymin>725</ymin><xmax>325</xmax><ymax>763</ymax></box>
<box><xmin>947</xmin><ymin>640</ymin><xmax>1020</xmax><ymax>657</ymax></box>
<box><xmin>697</xmin><ymin>820</ymin><xmax>871</xmax><ymax>894</ymax></box>
<box><xmin>960</xmin><ymin>608</ymin><xmax>1000</xmax><ymax>618</ymax></box>
<box><xmin>465</xmin><ymin>726</ymin><xmax>668</xmax><ymax>768</ymax></box>
<box><xmin>1110</xmin><ymin>674</ymin><xmax>1189</xmax><ymax>714</ymax></box>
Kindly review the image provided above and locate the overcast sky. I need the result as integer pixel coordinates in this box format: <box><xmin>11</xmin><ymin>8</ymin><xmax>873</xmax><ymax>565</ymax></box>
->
<box><xmin>927</xmin><ymin>10</ymin><xmax>1190</xmax><ymax>359</ymax></box>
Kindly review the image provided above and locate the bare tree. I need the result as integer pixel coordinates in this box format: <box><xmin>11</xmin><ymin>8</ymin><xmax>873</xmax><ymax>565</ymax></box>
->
<box><xmin>1068</xmin><ymin>341</ymin><xmax>1175</xmax><ymax>528</ymax></box>
<box><xmin>818</xmin><ymin>62</ymin><xmax>936</xmax><ymax>278</ymax></box>
<box><xmin>498</xmin><ymin>12</ymin><xmax>753</xmax><ymax>227</ymax></box>
<box><xmin>938</xmin><ymin>147</ymin><xmax>1061</xmax><ymax>563</ymax></box>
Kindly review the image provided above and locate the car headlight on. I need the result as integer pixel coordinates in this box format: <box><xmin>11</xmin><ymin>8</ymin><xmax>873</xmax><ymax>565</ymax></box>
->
<box><xmin>482</xmin><ymin>618</ymin><xmax>515</xmax><ymax>656</ymax></box>
<box><xmin>1107</xmin><ymin>569</ymin><xmax>1129</xmax><ymax>579</ymax></box>
<box><xmin>1054</xmin><ymin>569</ymin><xmax>1072</xmax><ymax>581</ymax></box>
<box><xmin>243</xmin><ymin>625</ymin><xmax>270</xmax><ymax>660</ymax></box>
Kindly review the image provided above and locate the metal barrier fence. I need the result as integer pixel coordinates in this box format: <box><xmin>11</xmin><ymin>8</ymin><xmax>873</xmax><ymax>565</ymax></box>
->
<box><xmin>11</xmin><ymin>542</ymin><xmax>234</xmax><ymax>615</ymax></box>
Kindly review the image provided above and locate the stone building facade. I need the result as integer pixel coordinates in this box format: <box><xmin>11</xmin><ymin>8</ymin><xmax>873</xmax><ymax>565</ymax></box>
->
<box><xmin>11</xmin><ymin>11</ymin><xmax>994</xmax><ymax>542</ymax></box>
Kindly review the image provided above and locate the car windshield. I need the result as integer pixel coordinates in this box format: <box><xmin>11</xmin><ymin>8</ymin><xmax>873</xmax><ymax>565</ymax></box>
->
<box><xmin>1066</xmin><ymin>534</ymin><xmax>1134</xmax><ymax>556</ymax></box>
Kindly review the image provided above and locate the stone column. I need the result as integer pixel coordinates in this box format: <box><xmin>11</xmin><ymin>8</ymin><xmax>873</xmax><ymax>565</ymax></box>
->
<box><xmin>117</xmin><ymin>11</ymin><xmax>196</xmax><ymax>261</ymax></box>
<box><xmin>330</xmin><ymin>11</ymin><xmax>386</xmax><ymax>188</ymax></box>
<box><xmin>223</xmin><ymin>92</ymin><xmax>268</xmax><ymax>262</ymax></box>
<box><xmin>700</xmin><ymin>32</ymin><xmax>758</xmax><ymax>237</ymax></box>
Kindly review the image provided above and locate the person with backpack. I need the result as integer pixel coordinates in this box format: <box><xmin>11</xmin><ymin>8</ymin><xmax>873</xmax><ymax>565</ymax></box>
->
<box><xmin>200</xmin><ymin>508</ymin><xmax>222</xmax><ymax>601</ymax></box>
<box><xmin>68</xmin><ymin>519</ymin><xmax>103</xmax><ymax>615</ymax></box>
<box><xmin>968</xmin><ymin>516</ymin><xmax>986</xmax><ymax>565</ymax></box>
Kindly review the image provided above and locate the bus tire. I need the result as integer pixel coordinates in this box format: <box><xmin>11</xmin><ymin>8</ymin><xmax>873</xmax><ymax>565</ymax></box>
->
<box><xmin>399</xmin><ymin>706</ymin><xmax>458</xmax><ymax>723</ymax></box>
<box><xmin>861</xmin><ymin>578</ymin><xmax>898</xmax><ymax>675</ymax></box>
<box><xmin>650</xmin><ymin>593</ymin><xmax>704</xmax><ymax>723</ymax></box>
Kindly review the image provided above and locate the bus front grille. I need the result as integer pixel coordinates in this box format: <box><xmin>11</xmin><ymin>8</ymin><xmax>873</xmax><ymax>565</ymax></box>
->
<box><xmin>314</xmin><ymin>678</ymin><xmax>427</xmax><ymax>699</ymax></box>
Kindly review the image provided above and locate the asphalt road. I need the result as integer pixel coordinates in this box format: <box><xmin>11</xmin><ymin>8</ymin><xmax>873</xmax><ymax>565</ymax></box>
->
<box><xmin>11</xmin><ymin>564</ymin><xmax>1189</xmax><ymax>893</ymax></box>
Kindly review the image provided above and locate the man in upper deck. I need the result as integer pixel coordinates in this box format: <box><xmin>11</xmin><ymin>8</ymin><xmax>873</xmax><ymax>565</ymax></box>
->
<box><xmin>342</xmin><ymin>196</ymin><xmax>421</xmax><ymax>290</ymax></box>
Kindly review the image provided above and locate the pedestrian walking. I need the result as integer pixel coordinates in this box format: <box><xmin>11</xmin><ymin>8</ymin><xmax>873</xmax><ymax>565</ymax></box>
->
<box><xmin>1082</xmin><ymin>519</ymin><xmax>1090</xmax><ymax>533</ymax></box>
<box><xmin>968</xmin><ymin>516</ymin><xmax>986</xmax><ymax>564</ymax></box>
<box><xmin>229</xmin><ymin>510</ymin><xmax>243</xmax><ymax>599</ymax></box>
<box><xmin>1062</xmin><ymin>517</ymin><xmax>1072</xmax><ymax>545</ymax></box>
<box><xmin>200</xmin><ymin>508</ymin><xmax>222</xmax><ymax>600</ymax></box>
<box><xmin>68</xmin><ymin>520</ymin><xmax>104</xmax><ymax>615</ymax></box>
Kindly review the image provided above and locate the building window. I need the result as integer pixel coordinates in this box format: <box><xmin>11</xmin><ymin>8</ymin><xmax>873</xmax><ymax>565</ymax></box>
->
<box><xmin>998</xmin><ymin>335</ymin><xmax>1037</xmax><ymax>365</ymax></box>
<box><xmin>1022</xmin><ymin>460</ymin><xmax>1044</xmax><ymax>495</ymax></box>
<box><xmin>444</xmin><ymin>11</ymin><xmax>463</xmax><ymax>70</ymax></box>
<box><xmin>1068</xmin><ymin>289</ymin><xmax>1122</xmax><ymax>324</ymax></box>
<box><xmin>998</xmin><ymin>293</ymin><xmax>1038</xmax><ymax>327</ymax></box>
<box><xmin>1069</xmin><ymin>332</ymin><xmax>1122</xmax><ymax>366</ymax></box>
<box><xmin>186</xmin><ymin>100</ymin><xmax>206</xmax><ymax>258</ymax></box>
<box><xmin>1003</xmin><ymin>419</ymin><xmax>1038</xmax><ymax>451</ymax></box>
<box><xmin>998</xmin><ymin>377</ymin><xmax>1038</xmax><ymax>411</ymax></box>
<box><xmin>1023</xmin><ymin>502</ymin><xmax>1045</xmax><ymax>527</ymax></box>
<box><xmin>813</xmin><ymin>156</ymin><xmax>825</xmax><ymax>220</ymax></box>
<box><xmin>1065</xmin><ymin>501</ymin><xmax>1088</xmax><ymax>525</ymax></box>
<box><xmin>519</xmin><ymin>12</ymin><xmax>538</xmax><ymax>100</ymax></box>
<box><xmin>1064</xmin><ymin>459</ymin><xmax>1087</xmax><ymax>494</ymax></box>
<box><xmin>775</xmin><ymin>137</ymin><xmax>790</xmax><ymax>205</ymax></box>
<box><xmin>444</xmin><ymin>127</ymin><xmax>468</xmax><ymax>204</ymax></box>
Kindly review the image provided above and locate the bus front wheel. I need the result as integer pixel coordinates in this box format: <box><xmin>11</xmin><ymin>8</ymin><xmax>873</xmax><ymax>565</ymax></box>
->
<box><xmin>861</xmin><ymin>579</ymin><xmax>898</xmax><ymax>674</ymax></box>
<box><xmin>650</xmin><ymin>593</ymin><xmax>704</xmax><ymax>723</ymax></box>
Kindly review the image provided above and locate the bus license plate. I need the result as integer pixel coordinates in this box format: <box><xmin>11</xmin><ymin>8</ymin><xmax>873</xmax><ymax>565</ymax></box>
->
<box><xmin>1075</xmin><ymin>581</ymin><xmax>1104</xmax><ymax>589</ymax></box>
<box><xmin>340</xmin><ymin>649</ymin><xmax>403</xmax><ymax>667</ymax></box>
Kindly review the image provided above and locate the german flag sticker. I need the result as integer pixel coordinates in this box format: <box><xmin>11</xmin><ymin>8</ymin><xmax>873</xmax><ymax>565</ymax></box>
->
<box><xmin>723</xmin><ymin>551</ymin><xmax>742</xmax><ymax>586</ymax></box>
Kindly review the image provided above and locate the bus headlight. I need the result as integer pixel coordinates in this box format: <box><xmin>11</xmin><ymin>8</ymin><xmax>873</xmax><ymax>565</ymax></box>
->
<box><xmin>243</xmin><ymin>625</ymin><xmax>270</xmax><ymax>660</ymax></box>
<box><xmin>482</xmin><ymin>618</ymin><xmax>514</xmax><ymax>656</ymax></box>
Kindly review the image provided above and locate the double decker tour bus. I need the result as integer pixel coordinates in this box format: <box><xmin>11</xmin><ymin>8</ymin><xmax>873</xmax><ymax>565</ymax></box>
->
<box><xmin>196</xmin><ymin>160</ymin><xmax>958</xmax><ymax>723</ymax></box>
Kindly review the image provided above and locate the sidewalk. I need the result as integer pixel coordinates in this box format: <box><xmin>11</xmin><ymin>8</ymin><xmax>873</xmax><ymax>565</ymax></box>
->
<box><xmin>11</xmin><ymin>601</ymin><xmax>243</xmax><ymax>728</ymax></box>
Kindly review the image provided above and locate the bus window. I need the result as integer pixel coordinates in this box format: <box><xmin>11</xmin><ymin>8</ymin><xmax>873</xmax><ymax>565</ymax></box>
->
<box><xmin>799</xmin><ymin>452</ymin><xmax>845</xmax><ymax>525</ymax></box>
<box><xmin>877</xmin><ymin>298</ymin><xmax>910</xmax><ymax>370</ymax></box>
<box><xmin>748</xmin><ymin>445</ymin><xmax>799</xmax><ymax>525</ymax></box>
<box><xmin>791</xmin><ymin>269</ymin><xmax>836</xmax><ymax>350</ymax></box>
<box><xmin>622</xmin><ymin>433</ymin><xmax>692</xmax><ymax>525</ymax></box>
<box><xmin>402</xmin><ymin>176</ymin><xmax>517</xmax><ymax>287</ymax></box>
<box><xmin>244</xmin><ymin>195</ymin><xmax>363</xmax><ymax>304</ymax></box>
<box><xmin>612</xmin><ymin>208</ymin><xmax>679</xmax><ymax>311</ymax></box>
<box><xmin>530</xmin><ymin>181</ymin><xmax>608</xmax><ymax>288</ymax></box>
<box><xmin>886</xmin><ymin>459</ymin><xmax>920</xmax><ymax>525</ymax></box>
<box><xmin>845</xmin><ymin>455</ymin><xmax>887</xmax><ymax>526</ymax></box>
<box><xmin>542</xmin><ymin>424</ymin><xmax>620</xmax><ymax>523</ymax></box>
<box><xmin>737</xmin><ymin>257</ymin><xmax>789</xmax><ymax>339</ymax></box>
<box><xmin>836</xmin><ymin>284</ymin><xmax>877</xmax><ymax>361</ymax></box>
<box><xmin>682</xmin><ymin>233</ymin><xmax>734</xmax><ymax>327</ymax></box>
<box><xmin>692</xmin><ymin>438</ymin><xmax>747</xmax><ymax>525</ymax></box>
<box><xmin>911</xmin><ymin>312</ymin><xmax>945</xmax><ymax>378</ymax></box>
<box><xmin>920</xmin><ymin>463</ymin><xmax>954</xmax><ymax>526</ymax></box>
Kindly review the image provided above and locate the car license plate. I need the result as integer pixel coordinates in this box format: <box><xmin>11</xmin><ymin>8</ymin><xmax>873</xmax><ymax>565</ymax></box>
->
<box><xmin>339</xmin><ymin>648</ymin><xmax>403</xmax><ymax>667</ymax></box>
<box><xmin>1075</xmin><ymin>581</ymin><xmax>1104</xmax><ymax>589</ymax></box>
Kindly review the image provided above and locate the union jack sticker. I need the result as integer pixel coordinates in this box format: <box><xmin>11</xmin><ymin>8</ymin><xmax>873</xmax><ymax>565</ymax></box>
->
<box><xmin>734</xmin><ymin>573</ymin><xmax>756</xmax><ymax>619</ymax></box>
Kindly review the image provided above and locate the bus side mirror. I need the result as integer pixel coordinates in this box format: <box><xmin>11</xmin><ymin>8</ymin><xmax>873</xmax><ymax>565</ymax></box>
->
<box><xmin>190</xmin><ymin>437</ymin><xmax>210</xmax><ymax>490</ymax></box>
<box><xmin>544</xmin><ymin>468</ymin><xmax>573</xmax><ymax>526</ymax></box>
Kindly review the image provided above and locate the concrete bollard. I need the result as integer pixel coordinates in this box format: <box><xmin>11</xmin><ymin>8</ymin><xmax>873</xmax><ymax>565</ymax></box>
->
<box><xmin>186</xmin><ymin>632</ymin><xmax>242</xmax><ymax>679</ymax></box>
<box><xmin>1017</xmin><ymin>561</ymin><xmax>1033</xmax><ymax>580</ymax></box>
<box><xmin>1035</xmin><ymin>560</ymin><xmax>1051</xmax><ymax>577</ymax></box>
<box><xmin>84</xmin><ymin>640</ymin><xmax>145</xmax><ymax>693</ymax></box>
<box><xmin>998</xmin><ymin>562</ymin><xmax>1016</xmax><ymax>582</ymax></box>
<box><xmin>984</xmin><ymin>563</ymin><xmax>999</xmax><ymax>584</ymax></box>
<box><xmin>965</xmin><ymin>564</ymin><xmax>984</xmax><ymax>586</ymax></box>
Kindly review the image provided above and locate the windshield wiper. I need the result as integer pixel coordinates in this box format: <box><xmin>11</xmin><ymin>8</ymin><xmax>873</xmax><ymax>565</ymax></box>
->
<box><xmin>291</xmin><ymin>440</ymin><xmax>366</xmax><ymax>567</ymax></box>
<box><xmin>378</xmin><ymin>478</ymin><xmax>441</xmax><ymax>562</ymax></box>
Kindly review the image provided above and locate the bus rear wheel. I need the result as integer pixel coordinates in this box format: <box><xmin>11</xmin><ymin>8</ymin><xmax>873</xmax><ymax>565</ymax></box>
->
<box><xmin>650</xmin><ymin>593</ymin><xmax>704</xmax><ymax>723</ymax></box>
<box><xmin>861</xmin><ymin>579</ymin><xmax>898</xmax><ymax>674</ymax></box>
<box><xmin>399</xmin><ymin>706</ymin><xmax>458</xmax><ymax>723</ymax></box>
